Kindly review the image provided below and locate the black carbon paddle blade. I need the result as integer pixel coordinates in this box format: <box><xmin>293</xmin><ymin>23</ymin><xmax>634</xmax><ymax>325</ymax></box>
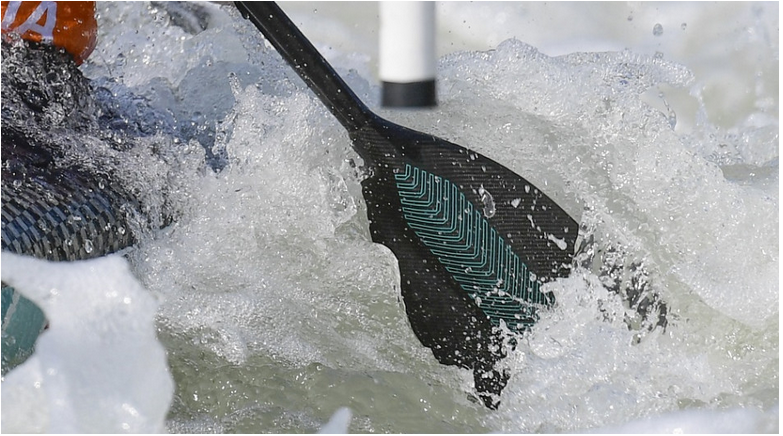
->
<box><xmin>235</xmin><ymin>1</ymin><xmax>578</xmax><ymax>409</ymax></box>
<box><xmin>352</xmin><ymin>122</ymin><xmax>576</xmax><ymax>408</ymax></box>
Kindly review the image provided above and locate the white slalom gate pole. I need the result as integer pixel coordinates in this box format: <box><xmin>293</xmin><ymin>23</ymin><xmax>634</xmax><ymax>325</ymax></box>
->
<box><xmin>379</xmin><ymin>1</ymin><xmax>437</xmax><ymax>107</ymax></box>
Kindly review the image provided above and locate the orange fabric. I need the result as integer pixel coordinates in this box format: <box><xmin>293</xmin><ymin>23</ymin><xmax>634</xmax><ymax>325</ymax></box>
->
<box><xmin>1</xmin><ymin>1</ymin><xmax>97</xmax><ymax>64</ymax></box>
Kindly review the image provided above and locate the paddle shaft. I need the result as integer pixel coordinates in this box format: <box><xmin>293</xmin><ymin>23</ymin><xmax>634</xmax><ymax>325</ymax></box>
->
<box><xmin>235</xmin><ymin>2</ymin><xmax>373</xmax><ymax>132</ymax></box>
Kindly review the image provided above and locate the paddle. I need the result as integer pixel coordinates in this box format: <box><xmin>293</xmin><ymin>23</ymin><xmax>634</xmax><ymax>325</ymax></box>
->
<box><xmin>235</xmin><ymin>1</ymin><xmax>578</xmax><ymax>409</ymax></box>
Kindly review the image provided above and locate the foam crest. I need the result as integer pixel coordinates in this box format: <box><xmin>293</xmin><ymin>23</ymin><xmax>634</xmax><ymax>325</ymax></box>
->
<box><xmin>1</xmin><ymin>253</ymin><xmax>172</xmax><ymax>433</ymax></box>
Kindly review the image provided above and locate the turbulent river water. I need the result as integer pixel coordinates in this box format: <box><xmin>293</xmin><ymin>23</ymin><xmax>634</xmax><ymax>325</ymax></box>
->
<box><xmin>1</xmin><ymin>2</ymin><xmax>778</xmax><ymax>433</ymax></box>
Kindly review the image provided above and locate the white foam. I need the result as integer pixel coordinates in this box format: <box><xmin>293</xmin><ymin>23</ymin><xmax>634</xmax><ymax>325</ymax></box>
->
<box><xmin>1</xmin><ymin>253</ymin><xmax>172</xmax><ymax>433</ymax></box>
<box><xmin>588</xmin><ymin>404</ymin><xmax>779</xmax><ymax>434</ymax></box>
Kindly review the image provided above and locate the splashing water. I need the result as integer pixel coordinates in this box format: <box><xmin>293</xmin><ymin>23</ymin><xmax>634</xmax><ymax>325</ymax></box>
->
<box><xmin>1</xmin><ymin>253</ymin><xmax>173</xmax><ymax>433</ymax></box>
<box><xmin>2</xmin><ymin>2</ymin><xmax>777</xmax><ymax>433</ymax></box>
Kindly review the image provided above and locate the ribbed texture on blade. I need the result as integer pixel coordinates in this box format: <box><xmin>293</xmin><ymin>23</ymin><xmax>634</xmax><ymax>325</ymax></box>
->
<box><xmin>395</xmin><ymin>163</ymin><xmax>550</xmax><ymax>332</ymax></box>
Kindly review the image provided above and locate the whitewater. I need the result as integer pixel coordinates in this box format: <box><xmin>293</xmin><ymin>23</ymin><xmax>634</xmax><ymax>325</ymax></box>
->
<box><xmin>1</xmin><ymin>2</ymin><xmax>778</xmax><ymax>433</ymax></box>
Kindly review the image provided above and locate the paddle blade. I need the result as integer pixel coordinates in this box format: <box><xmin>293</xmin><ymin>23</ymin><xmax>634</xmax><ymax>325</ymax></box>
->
<box><xmin>352</xmin><ymin>119</ymin><xmax>577</xmax><ymax>408</ymax></box>
<box><xmin>233</xmin><ymin>1</ymin><xmax>578</xmax><ymax>409</ymax></box>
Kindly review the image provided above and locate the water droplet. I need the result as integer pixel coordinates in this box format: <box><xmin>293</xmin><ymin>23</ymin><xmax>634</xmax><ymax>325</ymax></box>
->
<box><xmin>478</xmin><ymin>186</ymin><xmax>496</xmax><ymax>218</ymax></box>
<box><xmin>653</xmin><ymin>23</ymin><xmax>663</xmax><ymax>36</ymax></box>
<box><xmin>681</xmin><ymin>22</ymin><xmax>687</xmax><ymax>30</ymax></box>
<box><xmin>547</xmin><ymin>233</ymin><xmax>568</xmax><ymax>251</ymax></box>
<box><xmin>84</xmin><ymin>239</ymin><xmax>94</xmax><ymax>253</ymax></box>
<box><xmin>511</xmin><ymin>198</ymin><xmax>521</xmax><ymax>208</ymax></box>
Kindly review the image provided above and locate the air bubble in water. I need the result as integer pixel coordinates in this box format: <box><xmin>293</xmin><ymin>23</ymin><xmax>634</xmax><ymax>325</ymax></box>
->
<box><xmin>653</xmin><ymin>23</ymin><xmax>663</xmax><ymax>36</ymax></box>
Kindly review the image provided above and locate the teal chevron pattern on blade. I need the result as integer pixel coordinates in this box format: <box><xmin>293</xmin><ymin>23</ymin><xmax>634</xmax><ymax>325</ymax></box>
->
<box><xmin>395</xmin><ymin>164</ymin><xmax>549</xmax><ymax>333</ymax></box>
